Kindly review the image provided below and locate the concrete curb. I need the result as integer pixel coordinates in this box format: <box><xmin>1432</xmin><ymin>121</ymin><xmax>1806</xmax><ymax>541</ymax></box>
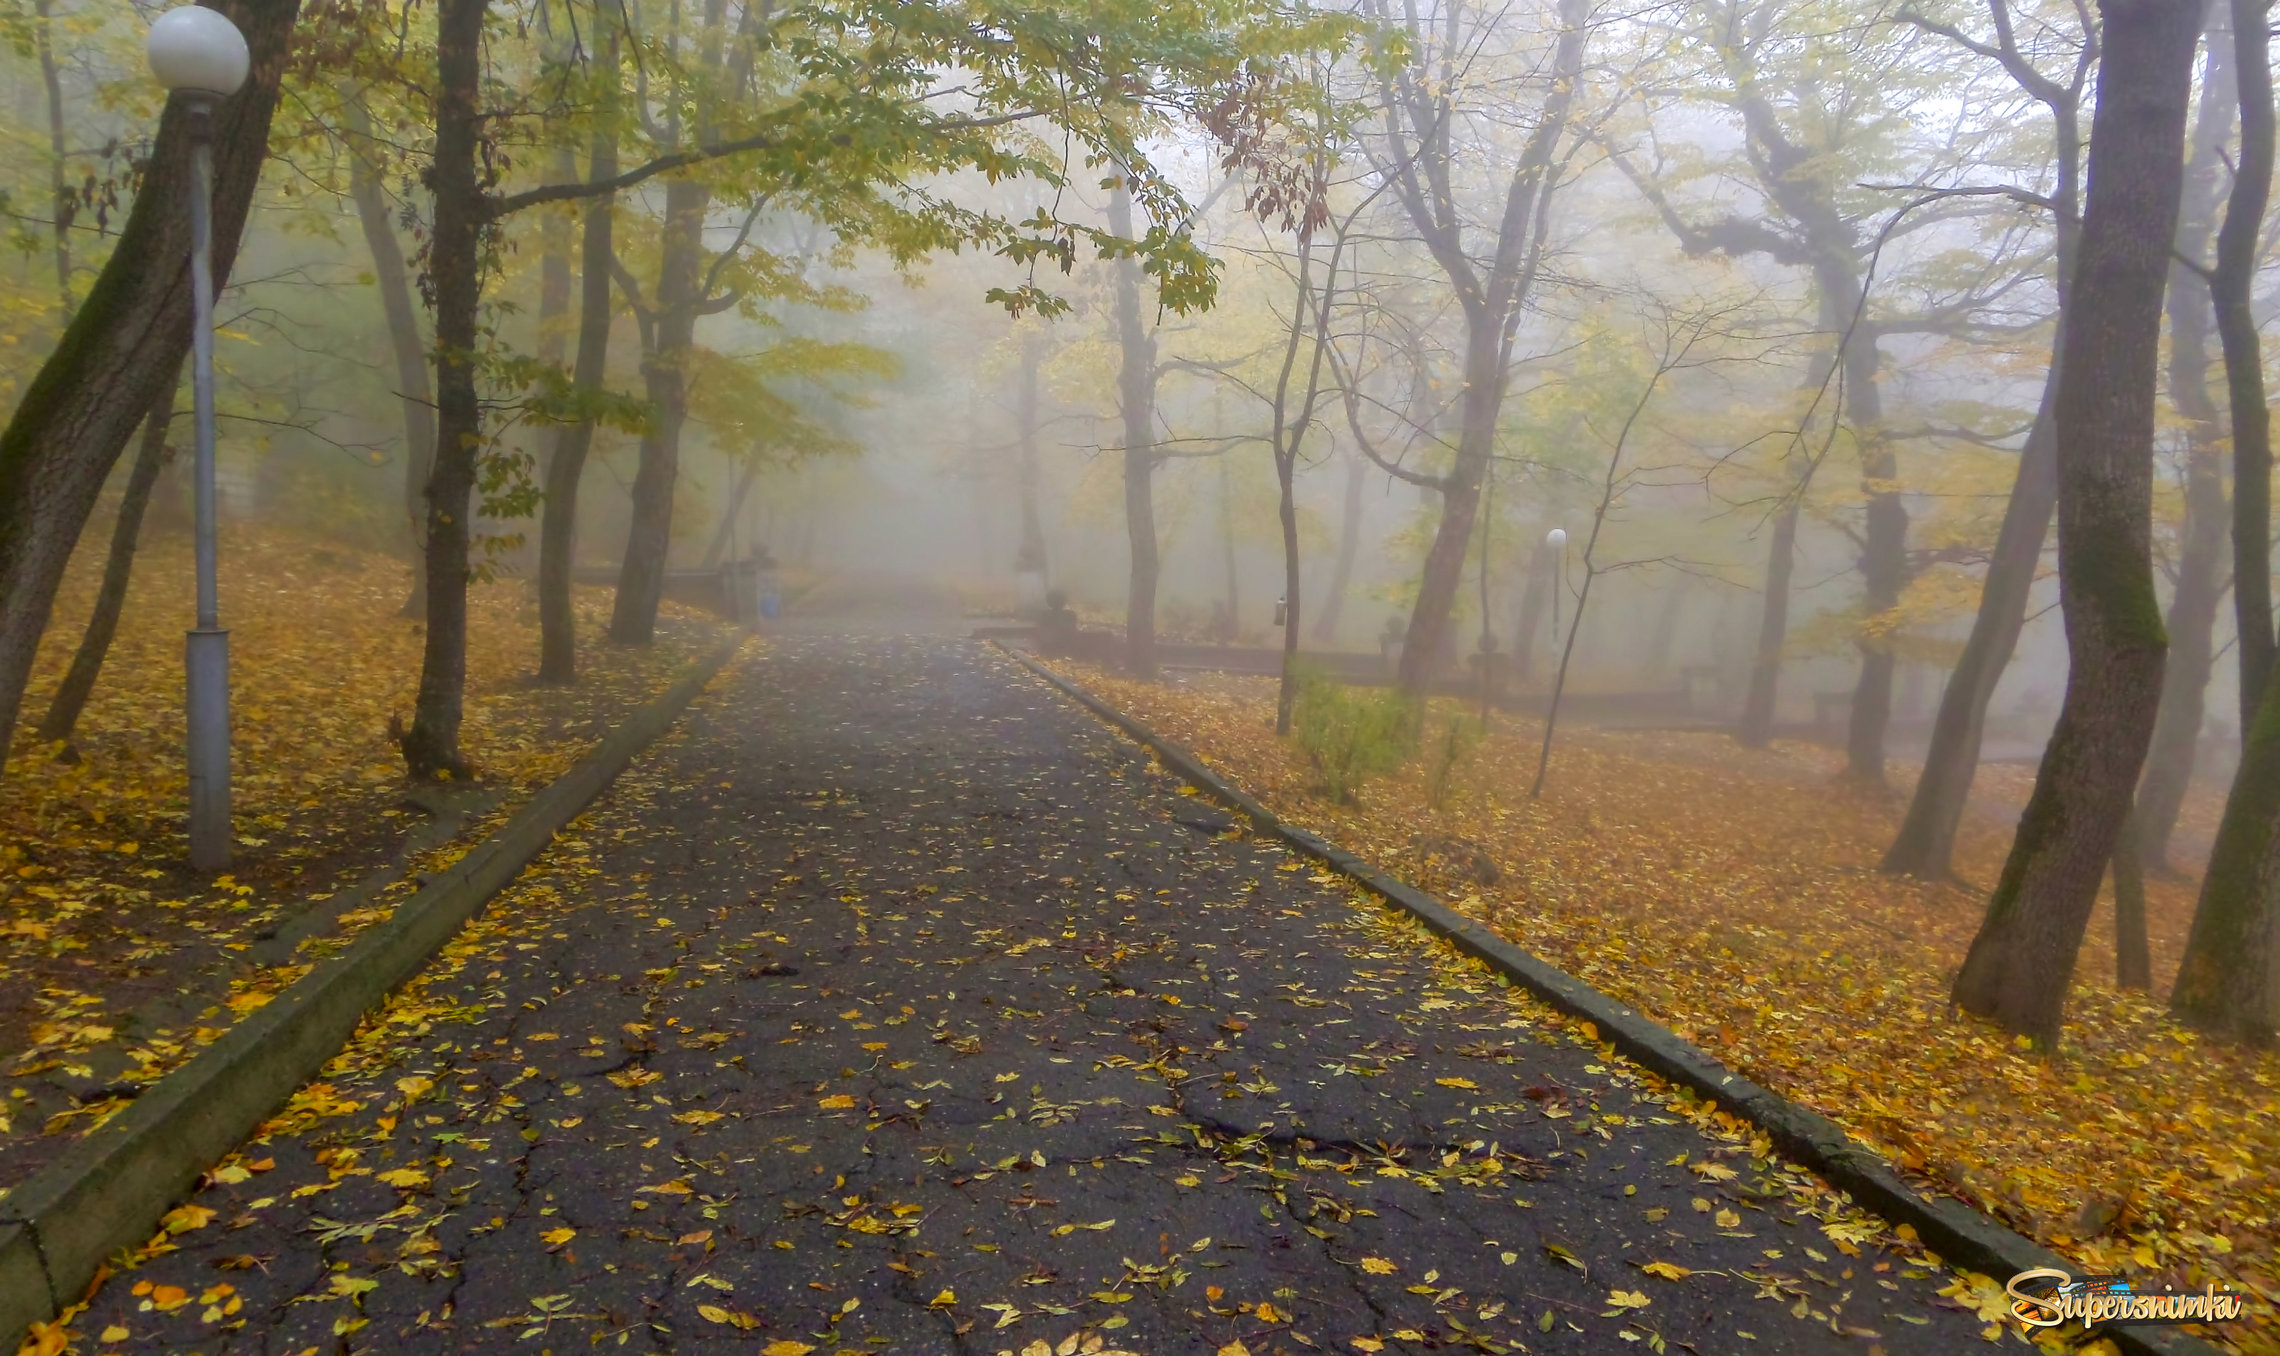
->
<box><xmin>0</xmin><ymin>633</ymin><xmax>747</xmax><ymax>1350</ymax></box>
<box><xmin>996</xmin><ymin>644</ymin><xmax>2227</xmax><ymax>1356</ymax></box>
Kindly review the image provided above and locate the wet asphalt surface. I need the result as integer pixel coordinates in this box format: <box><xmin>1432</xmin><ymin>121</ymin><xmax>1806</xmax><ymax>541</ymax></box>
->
<box><xmin>62</xmin><ymin>632</ymin><xmax>1994</xmax><ymax>1355</ymax></box>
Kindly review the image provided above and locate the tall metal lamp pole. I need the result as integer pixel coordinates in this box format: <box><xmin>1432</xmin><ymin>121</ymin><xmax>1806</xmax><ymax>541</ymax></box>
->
<box><xmin>147</xmin><ymin>5</ymin><xmax>250</xmax><ymax>872</ymax></box>
<box><xmin>1545</xmin><ymin>527</ymin><xmax>1567</xmax><ymax>655</ymax></box>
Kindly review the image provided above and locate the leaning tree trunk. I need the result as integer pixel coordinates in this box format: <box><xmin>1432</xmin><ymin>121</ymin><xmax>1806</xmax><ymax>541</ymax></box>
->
<box><xmin>537</xmin><ymin>117</ymin><xmax>617</xmax><ymax>685</ymax></box>
<box><xmin>400</xmin><ymin>0</ymin><xmax>486</xmax><ymax>779</ymax></box>
<box><xmin>1952</xmin><ymin>0</ymin><xmax>2199</xmax><ymax>1047</ymax></box>
<box><xmin>1312</xmin><ymin>449</ymin><xmax>1367</xmax><ymax>645</ymax></box>
<box><xmin>34</xmin><ymin>371</ymin><xmax>179</xmax><ymax>752</ymax></box>
<box><xmin>343</xmin><ymin>97</ymin><xmax>438</xmax><ymax>619</ymax></box>
<box><xmin>1882</xmin><ymin>385</ymin><xmax>2059</xmax><ymax>876</ymax></box>
<box><xmin>1738</xmin><ymin>485</ymin><xmax>1803</xmax><ymax>747</ymax></box>
<box><xmin>2220</xmin><ymin>0</ymin><xmax>2278</xmax><ymax>725</ymax></box>
<box><xmin>1107</xmin><ymin>179</ymin><xmax>1161</xmax><ymax>678</ymax></box>
<box><xmin>610</xmin><ymin>178</ymin><xmax>707</xmax><ymax>646</ymax></box>
<box><xmin>0</xmin><ymin>0</ymin><xmax>298</xmax><ymax>776</ymax></box>
<box><xmin>2140</xmin><ymin>20</ymin><xmax>2237</xmax><ymax>871</ymax></box>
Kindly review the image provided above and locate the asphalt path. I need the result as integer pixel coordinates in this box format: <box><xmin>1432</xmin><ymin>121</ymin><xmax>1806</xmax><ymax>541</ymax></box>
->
<box><xmin>66</xmin><ymin>634</ymin><xmax>1997</xmax><ymax>1355</ymax></box>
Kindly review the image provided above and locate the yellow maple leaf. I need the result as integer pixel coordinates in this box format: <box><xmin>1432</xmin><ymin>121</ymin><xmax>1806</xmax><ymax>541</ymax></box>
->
<box><xmin>929</xmin><ymin>1288</ymin><xmax>957</xmax><ymax>1308</ymax></box>
<box><xmin>818</xmin><ymin>1093</ymin><xmax>857</xmax><ymax>1110</ymax></box>
<box><xmin>1714</xmin><ymin>1208</ymin><xmax>1740</xmax><ymax>1228</ymax></box>
<box><xmin>161</xmin><ymin>1203</ymin><xmax>217</xmax><ymax>1234</ymax></box>
<box><xmin>1606</xmin><ymin>1289</ymin><xmax>1650</xmax><ymax>1309</ymax></box>
<box><xmin>762</xmin><ymin>1342</ymin><xmax>815</xmax><ymax>1356</ymax></box>
<box><xmin>375</xmin><ymin>1168</ymin><xmax>428</xmax><ymax>1188</ymax></box>
<box><xmin>1640</xmin><ymin>1261</ymin><xmax>1692</xmax><ymax>1281</ymax></box>
<box><xmin>541</xmin><ymin>1226</ymin><xmax>576</xmax><ymax>1246</ymax></box>
<box><xmin>1359</xmin><ymin>1256</ymin><xmax>1397</xmax><ymax>1275</ymax></box>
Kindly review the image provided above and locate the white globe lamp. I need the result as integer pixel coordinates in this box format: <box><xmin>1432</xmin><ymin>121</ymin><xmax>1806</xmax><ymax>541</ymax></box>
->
<box><xmin>146</xmin><ymin>6</ymin><xmax>250</xmax><ymax>97</ymax></box>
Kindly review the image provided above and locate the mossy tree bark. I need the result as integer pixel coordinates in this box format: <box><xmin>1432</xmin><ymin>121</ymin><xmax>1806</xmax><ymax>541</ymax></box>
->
<box><xmin>1951</xmin><ymin>0</ymin><xmax>2199</xmax><ymax>1047</ymax></box>
<box><xmin>34</xmin><ymin>370</ymin><xmax>180</xmax><ymax>752</ymax></box>
<box><xmin>0</xmin><ymin>0</ymin><xmax>299</xmax><ymax>778</ymax></box>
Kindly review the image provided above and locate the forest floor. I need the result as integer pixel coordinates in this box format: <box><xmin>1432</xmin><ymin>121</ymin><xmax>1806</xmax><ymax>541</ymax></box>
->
<box><xmin>1039</xmin><ymin>661</ymin><xmax>2277</xmax><ymax>1356</ymax></box>
<box><xmin>0</xmin><ymin>525</ymin><xmax>734</xmax><ymax>1191</ymax></box>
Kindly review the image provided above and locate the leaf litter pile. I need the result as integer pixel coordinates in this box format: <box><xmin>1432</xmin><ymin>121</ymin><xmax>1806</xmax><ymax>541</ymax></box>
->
<box><xmin>1039</xmin><ymin>661</ymin><xmax>2277</xmax><ymax>1354</ymax></box>
<box><xmin>30</xmin><ymin>635</ymin><xmax>1999</xmax><ymax>1355</ymax></box>
<box><xmin>0</xmin><ymin>526</ymin><xmax>732</xmax><ymax>1190</ymax></box>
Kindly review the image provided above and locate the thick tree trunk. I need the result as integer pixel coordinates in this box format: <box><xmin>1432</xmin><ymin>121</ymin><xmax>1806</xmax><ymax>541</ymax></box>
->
<box><xmin>34</xmin><ymin>373</ymin><xmax>179</xmax><ymax>751</ymax></box>
<box><xmin>1844</xmin><ymin>331</ymin><xmax>1903</xmax><ymax>785</ymax></box>
<box><xmin>1737</xmin><ymin>488</ymin><xmax>1802</xmax><ymax>747</ymax></box>
<box><xmin>1107</xmin><ymin>179</ymin><xmax>1160</xmax><ymax>678</ymax></box>
<box><xmin>343</xmin><ymin>97</ymin><xmax>438</xmax><ymax>619</ymax></box>
<box><xmin>1398</xmin><ymin>322</ymin><xmax>1499</xmax><ymax>694</ymax></box>
<box><xmin>1883</xmin><ymin>386</ymin><xmax>2060</xmax><ymax>876</ymax></box>
<box><xmin>1312</xmin><ymin>450</ymin><xmax>1366</xmax><ymax>645</ymax></box>
<box><xmin>400</xmin><ymin>0</ymin><xmax>486</xmax><ymax>779</ymax></box>
<box><xmin>2220</xmin><ymin>0</ymin><xmax>2278</xmax><ymax>724</ymax></box>
<box><xmin>610</xmin><ymin>179</ymin><xmax>707</xmax><ymax>646</ymax></box>
<box><xmin>2173</xmin><ymin>663</ymin><xmax>2280</xmax><ymax>1039</ymax></box>
<box><xmin>2140</xmin><ymin>21</ymin><xmax>2237</xmax><ymax>870</ymax></box>
<box><xmin>0</xmin><ymin>0</ymin><xmax>297</xmax><ymax>776</ymax></box>
<box><xmin>1952</xmin><ymin>0</ymin><xmax>2198</xmax><ymax>1047</ymax></box>
<box><xmin>537</xmin><ymin>120</ymin><xmax>617</xmax><ymax>685</ymax></box>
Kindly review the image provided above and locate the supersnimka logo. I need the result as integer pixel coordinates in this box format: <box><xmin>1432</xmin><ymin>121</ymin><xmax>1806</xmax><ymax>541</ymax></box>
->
<box><xmin>2005</xmin><ymin>1267</ymin><xmax>2249</xmax><ymax>1330</ymax></box>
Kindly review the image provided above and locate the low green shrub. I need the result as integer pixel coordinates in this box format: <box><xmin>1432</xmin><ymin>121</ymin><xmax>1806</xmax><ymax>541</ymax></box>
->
<box><xmin>1292</xmin><ymin>670</ymin><xmax>1416</xmax><ymax>803</ymax></box>
<box><xmin>1423</xmin><ymin>711</ymin><xmax>1483</xmax><ymax>809</ymax></box>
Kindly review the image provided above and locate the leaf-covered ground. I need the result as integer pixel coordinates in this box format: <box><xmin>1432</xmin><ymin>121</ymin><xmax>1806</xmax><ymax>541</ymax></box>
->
<box><xmin>28</xmin><ymin>635</ymin><xmax>2008</xmax><ymax>1356</ymax></box>
<box><xmin>1037</xmin><ymin>663</ymin><xmax>2275</xmax><ymax>1354</ymax></box>
<box><xmin>0</xmin><ymin>527</ymin><xmax>731</xmax><ymax>1190</ymax></box>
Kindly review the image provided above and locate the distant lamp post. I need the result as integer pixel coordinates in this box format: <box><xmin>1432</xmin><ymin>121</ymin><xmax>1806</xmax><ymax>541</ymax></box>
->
<box><xmin>147</xmin><ymin>4</ymin><xmax>250</xmax><ymax>871</ymax></box>
<box><xmin>1545</xmin><ymin>527</ymin><xmax>1567</xmax><ymax>648</ymax></box>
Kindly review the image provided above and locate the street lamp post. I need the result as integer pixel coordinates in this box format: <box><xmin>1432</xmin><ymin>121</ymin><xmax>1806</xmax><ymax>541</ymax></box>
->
<box><xmin>1545</xmin><ymin>526</ymin><xmax>1567</xmax><ymax>654</ymax></box>
<box><xmin>147</xmin><ymin>5</ymin><xmax>250</xmax><ymax>872</ymax></box>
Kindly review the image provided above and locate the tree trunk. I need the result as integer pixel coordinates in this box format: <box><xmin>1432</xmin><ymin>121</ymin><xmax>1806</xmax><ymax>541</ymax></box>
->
<box><xmin>2172</xmin><ymin>657</ymin><xmax>2280</xmax><ymax>1039</ymax></box>
<box><xmin>610</xmin><ymin>178</ymin><xmax>707</xmax><ymax>646</ymax></box>
<box><xmin>34</xmin><ymin>0</ymin><xmax>70</xmax><ymax>316</ymax></box>
<box><xmin>2140</xmin><ymin>18</ymin><xmax>2237</xmax><ymax>870</ymax></box>
<box><xmin>1312</xmin><ymin>449</ymin><xmax>1366</xmax><ymax>645</ymax></box>
<box><xmin>701</xmin><ymin>459</ymin><xmax>758</xmax><ymax>569</ymax></box>
<box><xmin>2113</xmin><ymin>805</ymin><xmax>2153</xmax><ymax>990</ymax></box>
<box><xmin>34</xmin><ymin>371</ymin><xmax>180</xmax><ymax>751</ymax></box>
<box><xmin>0</xmin><ymin>0</ymin><xmax>298</xmax><ymax>777</ymax></box>
<box><xmin>1737</xmin><ymin>488</ymin><xmax>1803</xmax><ymax>747</ymax></box>
<box><xmin>2220</xmin><ymin>0</ymin><xmax>2278</xmax><ymax>724</ymax></box>
<box><xmin>1398</xmin><ymin>322</ymin><xmax>1499</xmax><ymax>694</ymax></box>
<box><xmin>1107</xmin><ymin>179</ymin><xmax>1160</xmax><ymax>678</ymax></box>
<box><xmin>537</xmin><ymin>115</ymin><xmax>617</xmax><ymax>685</ymax></box>
<box><xmin>343</xmin><ymin>97</ymin><xmax>438</xmax><ymax>619</ymax></box>
<box><xmin>1844</xmin><ymin>328</ymin><xmax>1903</xmax><ymax>785</ymax></box>
<box><xmin>399</xmin><ymin>0</ymin><xmax>486</xmax><ymax>779</ymax></box>
<box><xmin>1952</xmin><ymin>0</ymin><xmax>2199</xmax><ymax>1047</ymax></box>
<box><xmin>1882</xmin><ymin>385</ymin><xmax>2060</xmax><ymax>876</ymax></box>
<box><xmin>1219</xmin><ymin>453</ymin><xmax>1241</xmax><ymax>636</ymax></box>
<box><xmin>1015</xmin><ymin>335</ymin><xmax>1048</xmax><ymax>582</ymax></box>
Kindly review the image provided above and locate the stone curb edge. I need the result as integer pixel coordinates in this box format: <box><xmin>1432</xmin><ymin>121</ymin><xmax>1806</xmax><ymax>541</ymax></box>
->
<box><xmin>993</xmin><ymin>642</ymin><xmax>2225</xmax><ymax>1356</ymax></box>
<box><xmin>0</xmin><ymin>632</ymin><xmax>749</xmax><ymax>1351</ymax></box>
